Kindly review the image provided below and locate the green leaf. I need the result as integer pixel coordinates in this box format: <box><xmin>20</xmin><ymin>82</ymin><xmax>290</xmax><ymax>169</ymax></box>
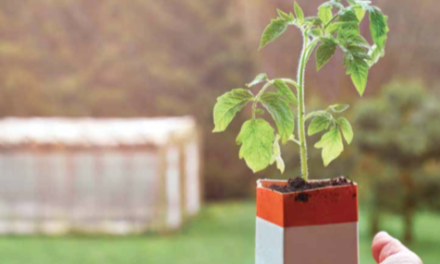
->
<box><xmin>273</xmin><ymin>79</ymin><xmax>298</xmax><ymax>104</ymax></box>
<box><xmin>346</xmin><ymin>46</ymin><xmax>371</xmax><ymax>60</ymax></box>
<box><xmin>346</xmin><ymin>35</ymin><xmax>370</xmax><ymax>48</ymax></box>
<box><xmin>369</xmin><ymin>7</ymin><xmax>389</xmax><ymax>50</ymax></box>
<box><xmin>260</xmin><ymin>93</ymin><xmax>294</xmax><ymax>144</ymax></box>
<box><xmin>353</xmin><ymin>6</ymin><xmax>366</xmax><ymax>22</ymax></box>
<box><xmin>314</xmin><ymin>126</ymin><xmax>344</xmax><ymax>166</ymax></box>
<box><xmin>310</xmin><ymin>28</ymin><xmax>322</xmax><ymax>38</ymax></box>
<box><xmin>213</xmin><ymin>89</ymin><xmax>254</xmax><ymax>132</ymax></box>
<box><xmin>329</xmin><ymin>104</ymin><xmax>350</xmax><ymax>113</ymax></box>
<box><xmin>367</xmin><ymin>44</ymin><xmax>384</xmax><ymax>66</ymax></box>
<box><xmin>259</xmin><ymin>18</ymin><xmax>288</xmax><ymax>50</ymax></box>
<box><xmin>345</xmin><ymin>55</ymin><xmax>369</xmax><ymax>96</ymax></box>
<box><xmin>246</xmin><ymin>73</ymin><xmax>268</xmax><ymax>87</ymax></box>
<box><xmin>277</xmin><ymin>9</ymin><xmax>294</xmax><ymax>22</ymax></box>
<box><xmin>346</xmin><ymin>45</ymin><xmax>368</xmax><ymax>54</ymax></box>
<box><xmin>236</xmin><ymin>119</ymin><xmax>275</xmax><ymax>173</ymax></box>
<box><xmin>304</xmin><ymin>16</ymin><xmax>322</xmax><ymax>27</ymax></box>
<box><xmin>325</xmin><ymin>22</ymin><xmax>348</xmax><ymax>34</ymax></box>
<box><xmin>343</xmin><ymin>52</ymin><xmax>352</xmax><ymax>68</ymax></box>
<box><xmin>325</xmin><ymin>22</ymin><xmax>340</xmax><ymax>34</ymax></box>
<box><xmin>338</xmin><ymin>23</ymin><xmax>359</xmax><ymax>41</ymax></box>
<box><xmin>273</xmin><ymin>135</ymin><xmax>281</xmax><ymax>156</ymax></box>
<box><xmin>318</xmin><ymin>4</ymin><xmax>333</xmax><ymax>25</ymax></box>
<box><xmin>294</xmin><ymin>1</ymin><xmax>304</xmax><ymax>23</ymax></box>
<box><xmin>270</xmin><ymin>135</ymin><xmax>285</xmax><ymax>173</ymax></box>
<box><xmin>305</xmin><ymin>110</ymin><xmax>328</xmax><ymax>121</ymax></box>
<box><xmin>274</xmin><ymin>155</ymin><xmax>285</xmax><ymax>173</ymax></box>
<box><xmin>338</xmin><ymin>9</ymin><xmax>360</xmax><ymax>40</ymax></box>
<box><xmin>339</xmin><ymin>9</ymin><xmax>359</xmax><ymax>23</ymax></box>
<box><xmin>308</xmin><ymin>112</ymin><xmax>332</xmax><ymax>136</ymax></box>
<box><xmin>254</xmin><ymin>108</ymin><xmax>265</xmax><ymax>115</ymax></box>
<box><xmin>336</xmin><ymin>117</ymin><xmax>354</xmax><ymax>144</ymax></box>
<box><xmin>316</xmin><ymin>38</ymin><xmax>337</xmax><ymax>71</ymax></box>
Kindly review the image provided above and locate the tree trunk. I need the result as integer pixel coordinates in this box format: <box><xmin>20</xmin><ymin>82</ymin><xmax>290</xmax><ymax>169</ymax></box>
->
<box><xmin>400</xmin><ymin>168</ymin><xmax>416</xmax><ymax>243</ymax></box>
<box><xmin>371</xmin><ymin>205</ymin><xmax>380</xmax><ymax>237</ymax></box>
<box><xmin>403</xmin><ymin>204</ymin><xmax>414</xmax><ymax>242</ymax></box>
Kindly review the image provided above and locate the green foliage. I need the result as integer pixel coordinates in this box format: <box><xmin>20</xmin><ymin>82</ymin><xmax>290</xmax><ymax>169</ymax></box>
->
<box><xmin>277</xmin><ymin>9</ymin><xmax>294</xmax><ymax>23</ymax></box>
<box><xmin>260</xmin><ymin>92</ymin><xmax>294</xmax><ymax>144</ymax></box>
<box><xmin>338</xmin><ymin>9</ymin><xmax>360</xmax><ymax>40</ymax></box>
<box><xmin>294</xmin><ymin>1</ymin><xmax>304</xmax><ymax>24</ymax></box>
<box><xmin>308</xmin><ymin>112</ymin><xmax>332</xmax><ymax>136</ymax></box>
<box><xmin>368</xmin><ymin>45</ymin><xmax>384</xmax><ymax>66</ymax></box>
<box><xmin>308</xmin><ymin>107</ymin><xmax>353</xmax><ymax>166</ymax></box>
<box><xmin>236</xmin><ymin>119</ymin><xmax>275</xmax><ymax>173</ymax></box>
<box><xmin>246</xmin><ymin>73</ymin><xmax>268</xmax><ymax>88</ymax></box>
<box><xmin>270</xmin><ymin>135</ymin><xmax>285</xmax><ymax>173</ymax></box>
<box><xmin>305</xmin><ymin>110</ymin><xmax>328</xmax><ymax>121</ymax></box>
<box><xmin>318</xmin><ymin>4</ymin><xmax>333</xmax><ymax>25</ymax></box>
<box><xmin>315</xmin><ymin>126</ymin><xmax>344</xmax><ymax>166</ymax></box>
<box><xmin>212</xmin><ymin>0</ymin><xmax>389</xmax><ymax>177</ymax></box>
<box><xmin>254</xmin><ymin>108</ymin><xmax>265</xmax><ymax>115</ymax></box>
<box><xmin>213</xmin><ymin>89</ymin><xmax>254</xmax><ymax>132</ymax></box>
<box><xmin>273</xmin><ymin>79</ymin><xmax>298</xmax><ymax>104</ymax></box>
<box><xmin>329</xmin><ymin>104</ymin><xmax>350</xmax><ymax>113</ymax></box>
<box><xmin>354</xmin><ymin>81</ymin><xmax>440</xmax><ymax>158</ymax></box>
<box><xmin>336</xmin><ymin>117</ymin><xmax>353</xmax><ymax>144</ymax></box>
<box><xmin>316</xmin><ymin>37</ymin><xmax>337</xmax><ymax>71</ymax></box>
<box><xmin>369</xmin><ymin>7</ymin><xmax>389</xmax><ymax>50</ymax></box>
<box><xmin>259</xmin><ymin>18</ymin><xmax>288</xmax><ymax>50</ymax></box>
<box><xmin>346</xmin><ymin>55</ymin><xmax>369</xmax><ymax>95</ymax></box>
<box><xmin>339</xmin><ymin>8</ymin><xmax>359</xmax><ymax>24</ymax></box>
<box><xmin>310</xmin><ymin>28</ymin><xmax>323</xmax><ymax>38</ymax></box>
<box><xmin>353</xmin><ymin>6</ymin><xmax>366</xmax><ymax>22</ymax></box>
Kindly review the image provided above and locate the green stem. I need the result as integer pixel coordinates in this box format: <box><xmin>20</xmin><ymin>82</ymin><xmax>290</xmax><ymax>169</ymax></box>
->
<box><xmin>305</xmin><ymin>38</ymin><xmax>319</xmax><ymax>61</ymax></box>
<box><xmin>297</xmin><ymin>31</ymin><xmax>310</xmax><ymax>181</ymax></box>
<box><xmin>291</xmin><ymin>138</ymin><xmax>301</xmax><ymax>146</ymax></box>
<box><xmin>252</xmin><ymin>80</ymin><xmax>274</xmax><ymax>119</ymax></box>
<box><xmin>280</xmin><ymin>78</ymin><xmax>299</xmax><ymax>90</ymax></box>
<box><xmin>323</xmin><ymin>14</ymin><xmax>340</xmax><ymax>32</ymax></box>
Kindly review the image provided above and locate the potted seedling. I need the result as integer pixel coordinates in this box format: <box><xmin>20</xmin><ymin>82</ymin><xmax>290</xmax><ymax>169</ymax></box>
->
<box><xmin>213</xmin><ymin>0</ymin><xmax>389</xmax><ymax>263</ymax></box>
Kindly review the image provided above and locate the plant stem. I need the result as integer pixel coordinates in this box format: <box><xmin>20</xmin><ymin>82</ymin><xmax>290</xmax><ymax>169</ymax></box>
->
<box><xmin>291</xmin><ymin>138</ymin><xmax>301</xmax><ymax>146</ymax></box>
<box><xmin>297</xmin><ymin>31</ymin><xmax>310</xmax><ymax>181</ymax></box>
<box><xmin>280</xmin><ymin>78</ymin><xmax>299</xmax><ymax>90</ymax></box>
<box><xmin>323</xmin><ymin>14</ymin><xmax>340</xmax><ymax>32</ymax></box>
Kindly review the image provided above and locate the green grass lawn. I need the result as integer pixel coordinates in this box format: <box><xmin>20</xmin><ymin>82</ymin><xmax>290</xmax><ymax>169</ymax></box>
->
<box><xmin>0</xmin><ymin>202</ymin><xmax>438</xmax><ymax>264</ymax></box>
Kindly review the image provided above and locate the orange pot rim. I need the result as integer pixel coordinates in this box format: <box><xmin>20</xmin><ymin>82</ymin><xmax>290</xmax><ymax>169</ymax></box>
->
<box><xmin>256</xmin><ymin>178</ymin><xmax>359</xmax><ymax>228</ymax></box>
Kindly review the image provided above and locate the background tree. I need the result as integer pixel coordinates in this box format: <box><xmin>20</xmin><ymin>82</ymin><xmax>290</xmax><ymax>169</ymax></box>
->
<box><xmin>354</xmin><ymin>81</ymin><xmax>440</xmax><ymax>242</ymax></box>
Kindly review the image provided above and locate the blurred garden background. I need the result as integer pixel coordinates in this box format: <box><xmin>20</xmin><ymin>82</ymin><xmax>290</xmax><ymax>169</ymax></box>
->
<box><xmin>0</xmin><ymin>0</ymin><xmax>440</xmax><ymax>263</ymax></box>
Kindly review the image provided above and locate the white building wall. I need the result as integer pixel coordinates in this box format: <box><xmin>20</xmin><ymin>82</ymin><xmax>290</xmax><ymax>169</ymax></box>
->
<box><xmin>165</xmin><ymin>146</ymin><xmax>182</xmax><ymax>230</ymax></box>
<box><xmin>185</xmin><ymin>140</ymin><xmax>200</xmax><ymax>216</ymax></box>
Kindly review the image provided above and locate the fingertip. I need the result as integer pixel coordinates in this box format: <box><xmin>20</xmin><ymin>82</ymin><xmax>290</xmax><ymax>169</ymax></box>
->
<box><xmin>378</xmin><ymin>237</ymin><xmax>407</xmax><ymax>263</ymax></box>
<box><xmin>374</xmin><ymin>231</ymin><xmax>390</xmax><ymax>240</ymax></box>
<box><xmin>372</xmin><ymin>231</ymin><xmax>393</xmax><ymax>263</ymax></box>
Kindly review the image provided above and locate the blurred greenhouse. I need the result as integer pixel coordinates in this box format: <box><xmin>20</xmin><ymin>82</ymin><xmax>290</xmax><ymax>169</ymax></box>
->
<box><xmin>0</xmin><ymin>117</ymin><xmax>201</xmax><ymax>234</ymax></box>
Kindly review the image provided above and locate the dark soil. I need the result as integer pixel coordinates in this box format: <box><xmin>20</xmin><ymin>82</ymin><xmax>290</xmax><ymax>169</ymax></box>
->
<box><xmin>269</xmin><ymin>176</ymin><xmax>353</xmax><ymax>194</ymax></box>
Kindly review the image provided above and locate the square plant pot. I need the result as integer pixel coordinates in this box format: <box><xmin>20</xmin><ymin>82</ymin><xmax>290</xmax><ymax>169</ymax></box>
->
<box><xmin>256</xmin><ymin>179</ymin><xmax>359</xmax><ymax>264</ymax></box>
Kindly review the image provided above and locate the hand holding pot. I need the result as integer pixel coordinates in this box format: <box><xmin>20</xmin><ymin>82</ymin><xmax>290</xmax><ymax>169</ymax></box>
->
<box><xmin>372</xmin><ymin>232</ymin><xmax>423</xmax><ymax>264</ymax></box>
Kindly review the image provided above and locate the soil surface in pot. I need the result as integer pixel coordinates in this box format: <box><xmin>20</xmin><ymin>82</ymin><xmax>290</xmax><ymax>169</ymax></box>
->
<box><xmin>269</xmin><ymin>176</ymin><xmax>353</xmax><ymax>193</ymax></box>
